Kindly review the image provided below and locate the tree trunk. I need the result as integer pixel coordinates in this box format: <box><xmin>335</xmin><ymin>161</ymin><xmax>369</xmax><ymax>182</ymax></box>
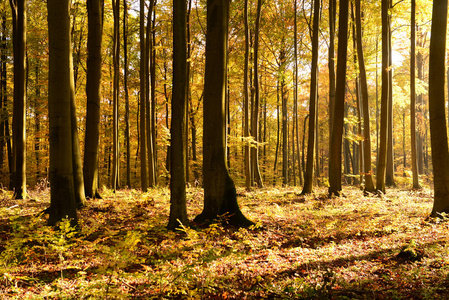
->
<box><xmin>139</xmin><ymin>0</ymin><xmax>148</xmax><ymax>192</ymax></box>
<box><xmin>301</xmin><ymin>0</ymin><xmax>320</xmax><ymax>194</ymax></box>
<box><xmin>429</xmin><ymin>0</ymin><xmax>449</xmax><ymax>216</ymax></box>
<box><xmin>281</xmin><ymin>51</ymin><xmax>288</xmax><ymax>185</ymax></box>
<box><xmin>251</xmin><ymin>0</ymin><xmax>263</xmax><ymax>187</ymax></box>
<box><xmin>410</xmin><ymin>0</ymin><xmax>420</xmax><ymax>189</ymax></box>
<box><xmin>112</xmin><ymin>0</ymin><xmax>120</xmax><ymax>191</ymax></box>
<box><xmin>47</xmin><ymin>0</ymin><xmax>79</xmax><ymax>226</ymax></box>
<box><xmin>168</xmin><ymin>0</ymin><xmax>189</xmax><ymax>230</ymax></box>
<box><xmin>9</xmin><ymin>0</ymin><xmax>27</xmax><ymax>199</ymax></box>
<box><xmin>124</xmin><ymin>0</ymin><xmax>131</xmax><ymax>188</ymax></box>
<box><xmin>243</xmin><ymin>0</ymin><xmax>251</xmax><ymax>190</ymax></box>
<box><xmin>328</xmin><ymin>0</ymin><xmax>349</xmax><ymax>196</ymax></box>
<box><xmin>376</xmin><ymin>0</ymin><xmax>390</xmax><ymax>194</ymax></box>
<box><xmin>355</xmin><ymin>0</ymin><xmax>375</xmax><ymax>192</ymax></box>
<box><xmin>194</xmin><ymin>0</ymin><xmax>252</xmax><ymax>227</ymax></box>
<box><xmin>84</xmin><ymin>0</ymin><xmax>104</xmax><ymax>199</ymax></box>
<box><xmin>146</xmin><ymin>0</ymin><xmax>156</xmax><ymax>188</ymax></box>
<box><xmin>328</xmin><ymin>0</ymin><xmax>336</xmax><ymax>147</ymax></box>
<box><xmin>386</xmin><ymin>5</ymin><xmax>395</xmax><ymax>187</ymax></box>
<box><xmin>0</xmin><ymin>12</ymin><xmax>6</xmax><ymax>174</ymax></box>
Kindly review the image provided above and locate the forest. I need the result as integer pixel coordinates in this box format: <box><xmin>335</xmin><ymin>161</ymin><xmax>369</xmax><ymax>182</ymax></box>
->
<box><xmin>1</xmin><ymin>0</ymin><xmax>449</xmax><ymax>298</ymax></box>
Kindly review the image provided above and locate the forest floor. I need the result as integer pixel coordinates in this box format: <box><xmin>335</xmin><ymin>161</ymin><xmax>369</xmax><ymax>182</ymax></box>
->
<box><xmin>0</xmin><ymin>183</ymin><xmax>449</xmax><ymax>299</ymax></box>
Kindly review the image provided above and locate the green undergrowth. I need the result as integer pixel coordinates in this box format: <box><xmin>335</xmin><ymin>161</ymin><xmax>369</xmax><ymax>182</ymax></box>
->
<box><xmin>1</xmin><ymin>186</ymin><xmax>448</xmax><ymax>299</ymax></box>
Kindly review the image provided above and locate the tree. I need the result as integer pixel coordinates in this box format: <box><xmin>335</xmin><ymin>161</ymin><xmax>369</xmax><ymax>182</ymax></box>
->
<box><xmin>9</xmin><ymin>0</ymin><xmax>26</xmax><ymax>199</ymax></box>
<box><xmin>139</xmin><ymin>0</ymin><xmax>148</xmax><ymax>192</ymax></box>
<box><xmin>194</xmin><ymin>0</ymin><xmax>252</xmax><ymax>227</ymax></box>
<box><xmin>328</xmin><ymin>0</ymin><xmax>349</xmax><ymax>196</ymax></box>
<box><xmin>47</xmin><ymin>0</ymin><xmax>80</xmax><ymax>225</ymax></box>
<box><xmin>84</xmin><ymin>0</ymin><xmax>104</xmax><ymax>199</ymax></box>
<box><xmin>376</xmin><ymin>0</ymin><xmax>390</xmax><ymax>194</ymax></box>
<box><xmin>124</xmin><ymin>0</ymin><xmax>131</xmax><ymax>188</ymax></box>
<box><xmin>410</xmin><ymin>0</ymin><xmax>420</xmax><ymax>189</ymax></box>
<box><xmin>168</xmin><ymin>0</ymin><xmax>189</xmax><ymax>230</ymax></box>
<box><xmin>112</xmin><ymin>0</ymin><xmax>120</xmax><ymax>191</ymax></box>
<box><xmin>252</xmin><ymin>0</ymin><xmax>263</xmax><ymax>187</ymax></box>
<box><xmin>301</xmin><ymin>0</ymin><xmax>320</xmax><ymax>194</ymax></box>
<box><xmin>243</xmin><ymin>0</ymin><xmax>251</xmax><ymax>190</ymax></box>
<box><xmin>429</xmin><ymin>0</ymin><xmax>449</xmax><ymax>216</ymax></box>
<box><xmin>355</xmin><ymin>0</ymin><xmax>375</xmax><ymax>193</ymax></box>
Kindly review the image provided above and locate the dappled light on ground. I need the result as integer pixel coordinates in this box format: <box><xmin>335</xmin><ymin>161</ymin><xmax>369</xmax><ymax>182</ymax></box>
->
<box><xmin>1</xmin><ymin>186</ymin><xmax>448</xmax><ymax>299</ymax></box>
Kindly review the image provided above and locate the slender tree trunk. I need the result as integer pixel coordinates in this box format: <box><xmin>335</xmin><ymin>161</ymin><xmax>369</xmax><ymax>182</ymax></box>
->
<box><xmin>124</xmin><ymin>0</ymin><xmax>131</xmax><ymax>188</ymax></box>
<box><xmin>251</xmin><ymin>0</ymin><xmax>263</xmax><ymax>187</ymax></box>
<box><xmin>376</xmin><ymin>0</ymin><xmax>390</xmax><ymax>194</ymax></box>
<box><xmin>328</xmin><ymin>0</ymin><xmax>349</xmax><ymax>196</ymax></box>
<box><xmin>301</xmin><ymin>0</ymin><xmax>320</xmax><ymax>194</ymax></box>
<box><xmin>416</xmin><ymin>45</ymin><xmax>424</xmax><ymax>174</ymax></box>
<box><xmin>168</xmin><ymin>0</ymin><xmax>189</xmax><ymax>230</ymax></box>
<box><xmin>243</xmin><ymin>0</ymin><xmax>251</xmax><ymax>190</ymax></box>
<box><xmin>84</xmin><ymin>0</ymin><xmax>104</xmax><ymax>199</ymax></box>
<box><xmin>9</xmin><ymin>0</ymin><xmax>27</xmax><ymax>199</ymax></box>
<box><xmin>185</xmin><ymin>0</ymin><xmax>192</xmax><ymax>184</ymax></box>
<box><xmin>355</xmin><ymin>0</ymin><xmax>375</xmax><ymax>192</ymax></box>
<box><xmin>281</xmin><ymin>50</ymin><xmax>288</xmax><ymax>185</ymax></box>
<box><xmin>410</xmin><ymin>0</ymin><xmax>420</xmax><ymax>189</ymax></box>
<box><xmin>112</xmin><ymin>0</ymin><xmax>120</xmax><ymax>191</ymax></box>
<box><xmin>386</xmin><ymin>4</ymin><xmax>395</xmax><ymax>187</ymax></box>
<box><xmin>146</xmin><ymin>0</ymin><xmax>156</xmax><ymax>188</ymax></box>
<box><xmin>139</xmin><ymin>0</ymin><xmax>148</xmax><ymax>192</ymax></box>
<box><xmin>0</xmin><ymin>12</ymin><xmax>7</xmax><ymax>174</ymax></box>
<box><xmin>194</xmin><ymin>0</ymin><xmax>252</xmax><ymax>227</ymax></box>
<box><xmin>151</xmin><ymin>5</ymin><xmax>157</xmax><ymax>185</ymax></box>
<box><xmin>328</xmin><ymin>0</ymin><xmax>336</xmax><ymax>143</ymax></box>
<box><xmin>429</xmin><ymin>0</ymin><xmax>449</xmax><ymax>216</ymax></box>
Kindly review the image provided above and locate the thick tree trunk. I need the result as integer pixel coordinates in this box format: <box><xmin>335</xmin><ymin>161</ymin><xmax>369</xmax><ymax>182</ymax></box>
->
<box><xmin>47</xmin><ymin>0</ymin><xmax>79</xmax><ymax>226</ymax></box>
<box><xmin>194</xmin><ymin>0</ymin><xmax>252</xmax><ymax>227</ymax></box>
<box><xmin>328</xmin><ymin>0</ymin><xmax>349</xmax><ymax>196</ymax></box>
<box><xmin>9</xmin><ymin>0</ymin><xmax>27</xmax><ymax>199</ymax></box>
<box><xmin>84</xmin><ymin>0</ymin><xmax>104</xmax><ymax>199</ymax></box>
<box><xmin>168</xmin><ymin>0</ymin><xmax>189</xmax><ymax>230</ymax></box>
<box><xmin>429</xmin><ymin>0</ymin><xmax>449</xmax><ymax>216</ymax></box>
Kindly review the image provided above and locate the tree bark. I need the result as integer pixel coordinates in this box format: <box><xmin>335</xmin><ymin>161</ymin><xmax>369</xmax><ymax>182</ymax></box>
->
<box><xmin>139</xmin><ymin>0</ymin><xmax>148</xmax><ymax>192</ymax></box>
<box><xmin>84</xmin><ymin>0</ymin><xmax>104</xmax><ymax>199</ymax></box>
<box><xmin>243</xmin><ymin>0</ymin><xmax>251</xmax><ymax>190</ymax></box>
<box><xmin>410</xmin><ymin>0</ymin><xmax>420</xmax><ymax>189</ymax></box>
<box><xmin>301</xmin><ymin>0</ymin><xmax>320</xmax><ymax>194</ymax></box>
<box><xmin>355</xmin><ymin>0</ymin><xmax>375</xmax><ymax>192</ymax></box>
<box><xmin>328</xmin><ymin>0</ymin><xmax>349</xmax><ymax>196</ymax></box>
<box><xmin>9</xmin><ymin>0</ymin><xmax>27</xmax><ymax>199</ymax></box>
<box><xmin>124</xmin><ymin>0</ymin><xmax>131</xmax><ymax>188</ymax></box>
<box><xmin>168</xmin><ymin>0</ymin><xmax>189</xmax><ymax>230</ymax></box>
<box><xmin>429</xmin><ymin>0</ymin><xmax>449</xmax><ymax>216</ymax></box>
<box><xmin>251</xmin><ymin>0</ymin><xmax>263</xmax><ymax>187</ymax></box>
<box><xmin>376</xmin><ymin>0</ymin><xmax>390</xmax><ymax>194</ymax></box>
<box><xmin>194</xmin><ymin>0</ymin><xmax>253</xmax><ymax>227</ymax></box>
<box><xmin>47</xmin><ymin>0</ymin><xmax>79</xmax><ymax>226</ymax></box>
<box><xmin>112</xmin><ymin>0</ymin><xmax>120</xmax><ymax>191</ymax></box>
